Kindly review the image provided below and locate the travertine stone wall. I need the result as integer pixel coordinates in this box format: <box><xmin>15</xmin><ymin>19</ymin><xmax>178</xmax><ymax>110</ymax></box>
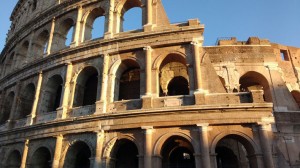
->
<box><xmin>0</xmin><ymin>0</ymin><xmax>299</xmax><ymax>168</ymax></box>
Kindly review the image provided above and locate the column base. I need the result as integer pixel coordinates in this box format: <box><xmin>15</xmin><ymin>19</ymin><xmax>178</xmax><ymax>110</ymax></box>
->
<box><xmin>194</xmin><ymin>91</ymin><xmax>206</xmax><ymax>105</ymax></box>
<box><xmin>26</xmin><ymin>115</ymin><xmax>35</xmax><ymax>125</ymax></box>
<box><xmin>56</xmin><ymin>107</ymin><xmax>68</xmax><ymax>119</ymax></box>
<box><xmin>95</xmin><ymin>101</ymin><xmax>107</xmax><ymax>114</ymax></box>
<box><xmin>144</xmin><ymin>24</ymin><xmax>154</xmax><ymax>32</ymax></box>
<box><xmin>142</xmin><ymin>95</ymin><xmax>153</xmax><ymax>109</ymax></box>
<box><xmin>104</xmin><ymin>32</ymin><xmax>113</xmax><ymax>39</ymax></box>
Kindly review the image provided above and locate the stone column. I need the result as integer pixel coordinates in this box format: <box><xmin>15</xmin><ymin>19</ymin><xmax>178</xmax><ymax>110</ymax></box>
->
<box><xmin>142</xmin><ymin>46</ymin><xmax>153</xmax><ymax>108</ymax></box>
<box><xmin>21</xmin><ymin>140</ymin><xmax>29</xmax><ymax>168</ymax></box>
<box><xmin>142</xmin><ymin>126</ymin><xmax>153</xmax><ymax>168</ymax></box>
<box><xmin>191</xmin><ymin>41</ymin><xmax>203</xmax><ymax>92</ymax></box>
<box><xmin>93</xmin><ymin>130</ymin><xmax>105</xmax><ymax>168</ymax></box>
<box><xmin>28</xmin><ymin>71</ymin><xmax>43</xmax><ymax>125</ymax></box>
<box><xmin>46</xmin><ymin>17</ymin><xmax>56</xmax><ymax>55</ymax></box>
<box><xmin>197</xmin><ymin>123</ymin><xmax>211</xmax><ymax>168</ymax></box>
<box><xmin>72</xmin><ymin>6</ymin><xmax>83</xmax><ymax>47</ymax></box>
<box><xmin>258</xmin><ymin>123</ymin><xmax>275</xmax><ymax>168</ymax></box>
<box><xmin>144</xmin><ymin>46</ymin><xmax>152</xmax><ymax>96</ymax></box>
<box><xmin>144</xmin><ymin>0</ymin><xmax>153</xmax><ymax>31</ymax></box>
<box><xmin>191</xmin><ymin>41</ymin><xmax>206</xmax><ymax>105</ymax></box>
<box><xmin>96</xmin><ymin>54</ymin><xmax>109</xmax><ymax>114</ymax></box>
<box><xmin>104</xmin><ymin>0</ymin><xmax>115</xmax><ymax>38</ymax></box>
<box><xmin>57</xmin><ymin>63</ymin><xmax>73</xmax><ymax>119</ymax></box>
<box><xmin>52</xmin><ymin>134</ymin><xmax>63</xmax><ymax>168</ymax></box>
<box><xmin>8</xmin><ymin>82</ymin><xmax>21</xmax><ymax>127</ymax></box>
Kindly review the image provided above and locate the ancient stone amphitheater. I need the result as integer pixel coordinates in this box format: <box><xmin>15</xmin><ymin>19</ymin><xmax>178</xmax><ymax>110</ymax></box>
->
<box><xmin>0</xmin><ymin>0</ymin><xmax>300</xmax><ymax>168</ymax></box>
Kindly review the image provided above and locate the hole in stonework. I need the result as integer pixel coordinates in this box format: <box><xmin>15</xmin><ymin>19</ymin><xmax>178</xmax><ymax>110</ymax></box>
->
<box><xmin>122</xmin><ymin>7</ymin><xmax>142</xmax><ymax>32</ymax></box>
<box><xmin>65</xmin><ymin>27</ymin><xmax>74</xmax><ymax>46</ymax></box>
<box><xmin>91</xmin><ymin>16</ymin><xmax>105</xmax><ymax>39</ymax></box>
<box><xmin>280</xmin><ymin>50</ymin><xmax>289</xmax><ymax>61</ymax></box>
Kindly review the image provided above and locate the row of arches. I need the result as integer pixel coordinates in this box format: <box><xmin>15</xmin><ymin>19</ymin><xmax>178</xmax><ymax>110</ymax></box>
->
<box><xmin>0</xmin><ymin>55</ymin><xmax>279</xmax><ymax>125</ymax></box>
<box><xmin>2</xmin><ymin>2</ymin><xmax>144</xmax><ymax>76</ymax></box>
<box><xmin>2</xmin><ymin>133</ymin><xmax>259</xmax><ymax>168</ymax></box>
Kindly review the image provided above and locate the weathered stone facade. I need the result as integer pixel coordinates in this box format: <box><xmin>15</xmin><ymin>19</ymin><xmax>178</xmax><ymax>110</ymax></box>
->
<box><xmin>0</xmin><ymin>0</ymin><xmax>299</xmax><ymax>168</ymax></box>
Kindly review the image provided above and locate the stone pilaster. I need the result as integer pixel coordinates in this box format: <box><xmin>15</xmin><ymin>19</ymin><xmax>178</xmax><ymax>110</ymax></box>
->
<box><xmin>104</xmin><ymin>0</ymin><xmax>115</xmax><ymax>38</ymax></box>
<box><xmin>93</xmin><ymin>130</ymin><xmax>105</xmax><ymax>168</ymax></box>
<box><xmin>20</xmin><ymin>140</ymin><xmax>29</xmax><ymax>168</ymax></box>
<box><xmin>46</xmin><ymin>17</ymin><xmax>56</xmax><ymax>55</ymax></box>
<box><xmin>57</xmin><ymin>63</ymin><xmax>73</xmax><ymax>119</ymax></box>
<box><xmin>142</xmin><ymin>126</ymin><xmax>153</xmax><ymax>168</ymax></box>
<box><xmin>144</xmin><ymin>0</ymin><xmax>153</xmax><ymax>31</ymax></box>
<box><xmin>28</xmin><ymin>71</ymin><xmax>43</xmax><ymax>125</ymax></box>
<box><xmin>258</xmin><ymin>123</ymin><xmax>275</xmax><ymax>168</ymax></box>
<box><xmin>95</xmin><ymin>54</ymin><xmax>109</xmax><ymax>114</ymax></box>
<box><xmin>197</xmin><ymin>123</ymin><xmax>211</xmax><ymax>168</ymax></box>
<box><xmin>52</xmin><ymin>134</ymin><xmax>63</xmax><ymax>168</ymax></box>
<box><xmin>72</xmin><ymin>6</ymin><xmax>83</xmax><ymax>47</ymax></box>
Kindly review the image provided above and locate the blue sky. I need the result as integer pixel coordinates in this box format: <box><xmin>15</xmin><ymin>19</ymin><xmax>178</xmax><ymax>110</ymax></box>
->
<box><xmin>1</xmin><ymin>0</ymin><xmax>300</xmax><ymax>52</ymax></box>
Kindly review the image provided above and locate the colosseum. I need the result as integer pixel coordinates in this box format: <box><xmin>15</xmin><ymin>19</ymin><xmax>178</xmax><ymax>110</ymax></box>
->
<box><xmin>0</xmin><ymin>0</ymin><xmax>300</xmax><ymax>168</ymax></box>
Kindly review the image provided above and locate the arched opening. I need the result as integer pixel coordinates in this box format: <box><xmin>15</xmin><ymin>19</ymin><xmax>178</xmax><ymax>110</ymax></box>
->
<box><xmin>291</xmin><ymin>90</ymin><xmax>300</xmax><ymax>108</ymax></box>
<box><xmin>64</xmin><ymin>141</ymin><xmax>91</xmax><ymax>168</ymax></box>
<box><xmin>41</xmin><ymin>75</ymin><xmax>63</xmax><ymax>113</ymax></box>
<box><xmin>65</xmin><ymin>27</ymin><xmax>74</xmax><ymax>46</ymax></box>
<box><xmin>17</xmin><ymin>83</ymin><xmax>35</xmax><ymax>119</ymax></box>
<box><xmin>34</xmin><ymin>30</ymin><xmax>49</xmax><ymax>56</ymax></box>
<box><xmin>18</xmin><ymin>41</ymin><xmax>29</xmax><ymax>67</ymax></box>
<box><xmin>84</xmin><ymin>8</ymin><xmax>105</xmax><ymax>41</ymax></box>
<box><xmin>161</xmin><ymin>136</ymin><xmax>195</xmax><ymax>168</ymax></box>
<box><xmin>32</xmin><ymin>0</ymin><xmax>37</xmax><ymax>11</ymax></box>
<box><xmin>115</xmin><ymin>59</ymin><xmax>140</xmax><ymax>101</ymax></box>
<box><xmin>6</xmin><ymin>150</ymin><xmax>22</xmax><ymax>168</ymax></box>
<box><xmin>117</xmin><ymin>0</ymin><xmax>143</xmax><ymax>33</ymax></box>
<box><xmin>215</xmin><ymin>135</ymin><xmax>257</xmax><ymax>168</ymax></box>
<box><xmin>0</xmin><ymin>92</ymin><xmax>14</xmax><ymax>124</ymax></box>
<box><xmin>111</xmin><ymin>139</ymin><xmax>139</xmax><ymax>168</ymax></box>
<box><xmin>53</xmin><ymin>18</ymin><xmax>75</xmax><ymax>51</ymax></box>
<box><xmin>122</xmin><ymin>7</ymin><xmax>142</xmax><ymax>32</ymax></box>
<box><xmin>159</xmin><ymin>54</ymin><xmax>189</xmax><ymax>96</ymax></box>
<box><xmin>30</xmin><ymin>147</ymin><xmax>52</xmax><ymax>168</ymax></box>
<box><xmin>239</xmin><ymin>71</ymin><xmax>272</xmax><ymax>102</ymax></box>
<box><xmin>167</xmin><ymin>76</ymin><xmax>189</xmax><ymax>96</ymax></box>
<box><xmin>73</xmin><ymin>67</ymin><xmax>98</xmax><ymax>107</ymax></box>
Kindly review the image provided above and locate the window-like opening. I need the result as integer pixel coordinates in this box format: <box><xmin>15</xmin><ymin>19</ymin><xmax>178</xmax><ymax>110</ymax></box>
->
<box><xmin>84</xmin><ymin>8</ymin><xmax>105</xmax><ymax>41</ymax></box>
<box><xmin>167</xmin><ymin>76</ymin><xmax>189</xmax><ymax>96</ymax></box>
<box><xmin>159</xmin><ymin>54</ymin><xmax>189</xmax><ymax>96</ymax></box>
<box><xmin>63</xmin><ymin>141</ymin><xmax>91</xmax><ymax>168</ymax></box>
<box><xmin>219</xmin><ymin>76</ymin><xmax>227</xmax><ymax>92</ymax></box>
<box><xmin>118</xmin><ymin>0</ymin><xmax>143</xmax><ymax>33</ymax></box>
<box><xmin>115</xmin><ymin>60</ymin><xmax>141</xmax><ymax>101</ymax></box>
<box><xmin>122</xmin><ymin>7</ymin><xmax>142</xmax><ymax>32</ymax></box>
<box><xmin>41</xmin><ymin>75</ymin><xmax>63</xmax><ymax>113</ymax></box>
<box><xmin>73</xmin><ymin>67</ymin><xmax>98</xmax><ymax>107</ymax></box>
<box><xmin>161</xmin><ymin>136</ymin><xmax>195</xmax><ymax>168</ymax></box>
<box><xmin>216</xmin><ymin>135</ymin><xmax>256</xmax><ymax>168</ymax></box>
<box><xmin>65</xmin><ymin>26</ymin><xmax>74</xmax><ymax>46</ymax></box>
<box><xmin>6</xmin><ymin>150</ymin><xmax>21</xmax><ymax>168</ymax></box>
<box><xmin>17</xmin><ymin>83</ymin><xmax>35</xmax><ymax>119</ymax></box>
<box><xmin>30</xmin><ymin>147</ymin><xmax>52</xmax><ymax>168</ymax></box>
<box><xmin>35</xmin><ymin>30</ymin><xmax>49</xmax><ymax>56</ymax></box>
<box><xmin>280</xmin><ymin>50</ymin><xmax>289</xmax><ymax>61</ymax></box>
<box><xmin>0</xmin><ymin>92</ymin><xmax>14</xmax><ymax>124</ymax></box>
<box><xmin>53</xmin><ymin>18</ymin><xmax>75</xmax><ymax>51</ymax></box>
<box><xmin>32</xmin><ymin>0</ymin><xmax>37</xmax><ymax>11</ymax></box>
<box><xmin>239</xmin><ymin>71</ymin><xmax>271</xmax><ymax>102</ymax></box>
<box><xmin>112</xmin><ymin>139</ymin><xmax>139</xmax><ymax>168</ymax></box>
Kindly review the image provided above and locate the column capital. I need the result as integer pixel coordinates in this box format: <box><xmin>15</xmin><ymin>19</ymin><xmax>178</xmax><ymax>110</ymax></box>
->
<box><xmin>196</xmin><ymin>123</ymin><xmax>209</xmax><ymax>131</ymax></box>
<box><xmin>141</xmin><ymin>126</ymin><xmax>153</xmax><ymax>134</ymax></box>
<box><xmin>257</xmin><ymin>122</ymin><xmax>272</xmax><ymax>131</ymax></box>
<box><xmin>143</xmin><ymin>46</ymin><xmax>152</xmax><ymax>51</ymax></box>
<box><xmin>191</xmin><ymin>41</ymin><xmax>202</xmax><ymax>47</ymax></box>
